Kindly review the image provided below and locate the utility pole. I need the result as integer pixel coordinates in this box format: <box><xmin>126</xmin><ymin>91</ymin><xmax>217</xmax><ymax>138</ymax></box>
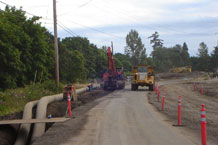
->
<box><xmin>215</xmin><ymin>33</ymin><xmax>218</xmax><ymax>48</ymax></box>
<box><xmin>111</xmin><ymin>41</ymin><xmax>113</xmax><ymax>54</ymax></box>
<box><xmin>53</xmin><ymin>0</ymin><xmax>59</xmax><ymax>87</ymax></box>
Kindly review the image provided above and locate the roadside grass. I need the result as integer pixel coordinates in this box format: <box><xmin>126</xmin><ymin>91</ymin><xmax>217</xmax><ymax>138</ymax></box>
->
<box><xmin>0</xmin><ymin>80</ymin><xmax>64</xmax><ymax>117</ymax></box>
<box><xmin>0</xmin><ymin>80</ymin><xmax>92</xmax><ymax>117</ymax></box>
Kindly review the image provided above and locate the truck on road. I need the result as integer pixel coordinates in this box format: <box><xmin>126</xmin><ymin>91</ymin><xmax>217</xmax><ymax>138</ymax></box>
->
<box><xmin>131</xmin><ymin>65</ymin><xmax>154</xmax><ymax>91</ymax></box>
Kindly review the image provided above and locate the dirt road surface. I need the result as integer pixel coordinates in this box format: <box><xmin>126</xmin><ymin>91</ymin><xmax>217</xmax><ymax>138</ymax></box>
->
<box><xmin>149</xmin><ymin>78</ymin><xmax>218</xmax><ymax>145</ymax></box>
<box><xmin>33</xmin><ymin>86</ymin><xmax>196</xmax><ymax>145</ymax></box>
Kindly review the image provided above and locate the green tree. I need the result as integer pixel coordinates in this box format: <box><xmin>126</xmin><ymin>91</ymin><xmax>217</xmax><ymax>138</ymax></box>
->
<box><xmin>210</xmin><ymin>46</ymin><xmax>218</xmax><ymax>72</ymax></box>
<box><xmin>125</xmin><ymin>29</ymin><xmax>147</xmax><ymax>65</ymax></box>
<box><xmin>197</xmin><ymin>42</ymin><xmax>210</xmax><ymax>71</ymax></box>
<box><xmin>114</xmin><ymin>53</ymin><xmax>132</xmax><ymax>72</ymax></box>
<box><xmin>151</xmin><ymin>44</ymin><xmax>188</xmax><ymax>72</ymax></box>
<box><xmin>59</xmin><ymin>46</ymin><xmax>86</xmax><ymax>83</ymax></box>
<box><xmin>181</xmin><ymin>42</ymin><xmax>190</xmax><ymax>66</ymax></box>
<box><xmin>60</xmin><ymin>37</ymin><xmax>99</xmax><ymax>78</ymax></box>
<box><xmin>148</xmin><ymin>31</ymin><xmax>163</xmax><ymax>51</ymax></box>
<box><xmin>95</xmin><ymin>49</ymin><xmax>107</xmax><ymax>78</ymax></box>
<box><xmin>0</xmin><ymin>6</ymin><xmax>54</xmax><ymax>89</ymax></box>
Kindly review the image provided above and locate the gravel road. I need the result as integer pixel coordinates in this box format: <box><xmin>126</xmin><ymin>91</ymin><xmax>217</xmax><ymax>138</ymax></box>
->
<box><xmin>33</xmin><ymin>85</ymin><xmax>196</xmax><ymax>145</ymax></box>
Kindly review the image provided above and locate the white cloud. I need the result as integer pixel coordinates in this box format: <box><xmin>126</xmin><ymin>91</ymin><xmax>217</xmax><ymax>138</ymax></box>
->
<box><xmin>1</xmin><ymin>0</ymin><xmax>218</xmax><ymax>55</ymax></box>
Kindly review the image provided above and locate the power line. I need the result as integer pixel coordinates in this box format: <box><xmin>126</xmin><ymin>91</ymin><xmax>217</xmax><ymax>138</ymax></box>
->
<box><xmin>58</xmin><ymin>24</ymin><xmax>76</xmax><ymax>37</ymax></box>
<box><xmin>59</xmin><ymin>19</ymin><xmax>125</xmax><ymax>40</ymax></box>
<box><xmin>0</xmin><ymin>1</ymin><xmax>116</xmax><ymax>40</ymax></box>
<box><xmin>78</xmin><ymin>0</ymin><xmax>94</xmax><ymax>8</ymax></box>
<box><xmin>0</xmin><ymin>0</ymin><xmax>122</xmax><ymax>40</ymax></box>
<box><xmin>57</xmin><ymin>21</ymin><xmax>79</xmax><ymax>36</ymax></box>
<box><xmin>0</xmin><ymin>0</ymin><xmax>53</xmax><ymax>20</ymax></box>
<box><xmin>90</xmin><ymin>1</ymin><xmax>201</xmax><ymax>36</ymax></box>
<box><xmin>0</xmin><ymin>8</ymin><xmax>53</xmax><ymax>26</ymax></box>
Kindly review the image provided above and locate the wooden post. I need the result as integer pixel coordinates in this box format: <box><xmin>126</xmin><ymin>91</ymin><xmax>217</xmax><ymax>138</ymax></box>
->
<box><xmin>53</xmin><ymin>0</ymin><xmax>59</xmax><ymax>87</ymax></box>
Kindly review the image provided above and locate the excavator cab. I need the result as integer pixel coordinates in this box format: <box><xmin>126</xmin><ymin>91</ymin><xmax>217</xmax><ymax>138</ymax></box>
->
<box><xmin>101</xmin><ymin>47</ymin><xmax>125</xmax><ymax>90</ymax></box>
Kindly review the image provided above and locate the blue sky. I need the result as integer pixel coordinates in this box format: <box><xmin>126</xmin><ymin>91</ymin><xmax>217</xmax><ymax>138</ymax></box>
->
<box><xmin>1</xmin><ymin>0</ymin><xmax>218</xmax><ymax>56</ymax></box>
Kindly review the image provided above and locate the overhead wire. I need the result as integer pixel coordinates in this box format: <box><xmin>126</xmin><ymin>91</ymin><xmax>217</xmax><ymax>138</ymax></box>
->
<box><xmin>58</xmin><ymin>0</ymin><xmax>94</xmax><ymax>16</ymax></box>
<box><xmin>0</xmin><ymin>0</ymin><xmax>124</xmax><ymax>40</ymax></box>
<box><xmin>44</xmin><ymin>1</ymin><xmax>50</xmax><ymax>25</ymax></box>
<box><xmin>57</xmin><ymin>24</ymin><xmax>77</xmax><ymax>37</ymax></box>
<box><xmin>0</xmin><ymin>5</ymin><xmax>78</xmax><ymax>38</ymax></box>
<box><xmin>57</xmin><ymin>21</ymin><xmax>79</xmax><ymax>36</ymax></box>
<box><xmin>92</xmin><ymin>1</ymin><xmax>214</xmax><ymax>36</ymax></box>
<box><xmin>0</xmin><ymin>0</ymin><xmax>53</xmax><ymax>21</ymax></box>
<box><xmin>78</xmin><ymin>0</ymin><xmax>94</xmax><ymax>8</ymax></box>
<box><xmin>58</xmin><ymin>19</ymin><xmax>125</xmax><ymax>40</ymax></box>
<box><xmin>91</xmin><ymin>2</ymin><xmax>185</xmax><ymax>35</ymax></box>
<box><xmin>1</xmin><ymin>0</ymin><xmax>213</xmax><ymax>43</ymax></box>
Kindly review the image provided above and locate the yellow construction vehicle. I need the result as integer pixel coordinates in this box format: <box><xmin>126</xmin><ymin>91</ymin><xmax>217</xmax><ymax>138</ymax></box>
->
<box><xmin>169</xmin><ymin>66</ymin><xmax>192</xmax><ymax>73</ymax></box>
<box><xmin>131</xmin><ymin>65</ymin><xmax>155</xmax><ymax>91</ymax></box>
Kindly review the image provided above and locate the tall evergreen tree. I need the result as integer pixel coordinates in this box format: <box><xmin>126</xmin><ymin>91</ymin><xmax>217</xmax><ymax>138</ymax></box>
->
<box><xmin>148</xmin><ymin>31</ymin><xmax>163</xmax><ymax>51</ymax></box>
<box><xmin>197</xmin><ymin>42</ymin><xmax>210</xmax><ymax>71</ymax></box>
<box><xmin>181</xmin><ymin>42</ymin><xmax>190</xmax><ymax>66</ymax></box>
<box><xmin>210</xmin><ymin>46</ymin><xmax>218</xmax><ymax>72</ymax></box>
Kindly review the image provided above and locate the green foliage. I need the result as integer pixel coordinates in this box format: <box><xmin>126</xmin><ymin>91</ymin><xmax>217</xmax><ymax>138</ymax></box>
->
<box><xmin>210</xmin><ymin>46</ymin><xmax>218</xmax><ymax>72</ymax></box>
<box><xmin>0</xmin><ymin>80</ymin><xmax>64</xmax><ymax>116</ymax></box>
<box><xmin>125</xmin><ymin>29</ymin><xmax>147</xmax><ymax>65</ymax></box>
<box><xmin>59</xmin><ymin>37</ymin><xmax>108</xmax><ymax>79</ymax></box>
<box><xmin>197</xmin><ymin>42</ymin><xmax>210</xmax><ymax>71</ymax></box>
<box><xmin>41</xmin><ymin>80</ymin><xmax>64</xmax><ymax>93</ymax></box>
<box><xmin>95</xmin><ymin>49</ymin><xmax>107</xmax><ymax>78</ymax></box>
<box><xmin>59</xmin><ymin>45</ymin><xmax>87</xmax><ymax>83</ymax></box>
<box><xmin>0</xmin><ymin>6</ymin><xmax>54</xmax><ymax>89</ymax></box>
<box><xmin>60</xmin><ymin>37</ymin><xmax>99</xmax><ymax>79</ymax></box>
<box><xmin>148</xmin><ymin>31</ymin><xmax>163</xmax><ymax>51</ymax></box>
<box><xmin>114</xmin><ymin>53</ymin><xmax>132</xmax><ymax>72</ymax></box>
<box><xmin>181</xmin><ymin>42</ymin><xmax>190</xmax><ymax>66</ymax></box>
<box><xmin>151</xmin><ymin>44</ymin><xmax>191</xmax><ymax>72</ymax></box>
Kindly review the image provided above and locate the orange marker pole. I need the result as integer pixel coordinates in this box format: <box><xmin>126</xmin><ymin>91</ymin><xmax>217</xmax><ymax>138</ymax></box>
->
<box><xmin>193</xmin><ymin>82</ymin><xmax>196</xmax><ymax>91</ymax></box>
<box><xmin>162</xmin><ymin>92</ymin><xmax>166</xmax><ymax>111</ymax></box>
<box><xmin>201</xmin><ymin>85</ymin><xmax>204</xmax><ymax>95</ymax></box>
<box><xmin>178</xmin><ymin>96</ymin><xmax>182</xmax><ymax>126</ymax></box>
<box><xmin>67</xmin><ymin>91</ymin><xmax>71</xmax><ymax>117</ymax></box>
<box><xmin>201</xmin><ymin>104</ymin><xmax>207</xmax><ymax>145</ymax></box>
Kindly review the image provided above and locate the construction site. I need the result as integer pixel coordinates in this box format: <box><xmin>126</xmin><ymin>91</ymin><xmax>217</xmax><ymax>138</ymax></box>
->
<box><xmin>0</xmin><ymin>70</ymin><xmax>217</xmax><ymax>145</ymax></box>
<box><xmin>1</xmin><ymin>0</ymin><xmax>218</xmax><ymax>145</ymax></box>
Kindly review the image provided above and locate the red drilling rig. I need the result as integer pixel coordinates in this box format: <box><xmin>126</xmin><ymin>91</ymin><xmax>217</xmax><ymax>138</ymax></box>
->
<box><xmin>101</xmin><ymin>45</ymin><xmax>125</xmax><ymax>90</ymax></box>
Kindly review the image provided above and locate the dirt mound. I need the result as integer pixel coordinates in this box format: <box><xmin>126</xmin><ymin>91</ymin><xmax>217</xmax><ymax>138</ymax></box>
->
<box><xmin>155</xmin><ymin>72</ymin><xmax>207</xmax><ymax>81</ymax></box>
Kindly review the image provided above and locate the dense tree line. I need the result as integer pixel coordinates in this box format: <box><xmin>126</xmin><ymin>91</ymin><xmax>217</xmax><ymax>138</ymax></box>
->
<box><xmin>0</xmin><ymin>7</ymin><xmax>132</xmax><ymax>90</ymax></box>
<box><xmin>0</xmin><ymin>7</ymin><xmax>55</xmax><ymax>89</ymax></box>
<box><xmin>125</xmin><ymin>30</ymin><xmax>218</xmax><ymax>73</ymax></box>
<box><xmin>149</xmin><ymin>32</ymin><xmax>218</xmax><ymax>73</ymax></box>
<box><xmin>1</xmin><ymin>6</ymin><xmax>218</xmax><ymax>90</ymax></box>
